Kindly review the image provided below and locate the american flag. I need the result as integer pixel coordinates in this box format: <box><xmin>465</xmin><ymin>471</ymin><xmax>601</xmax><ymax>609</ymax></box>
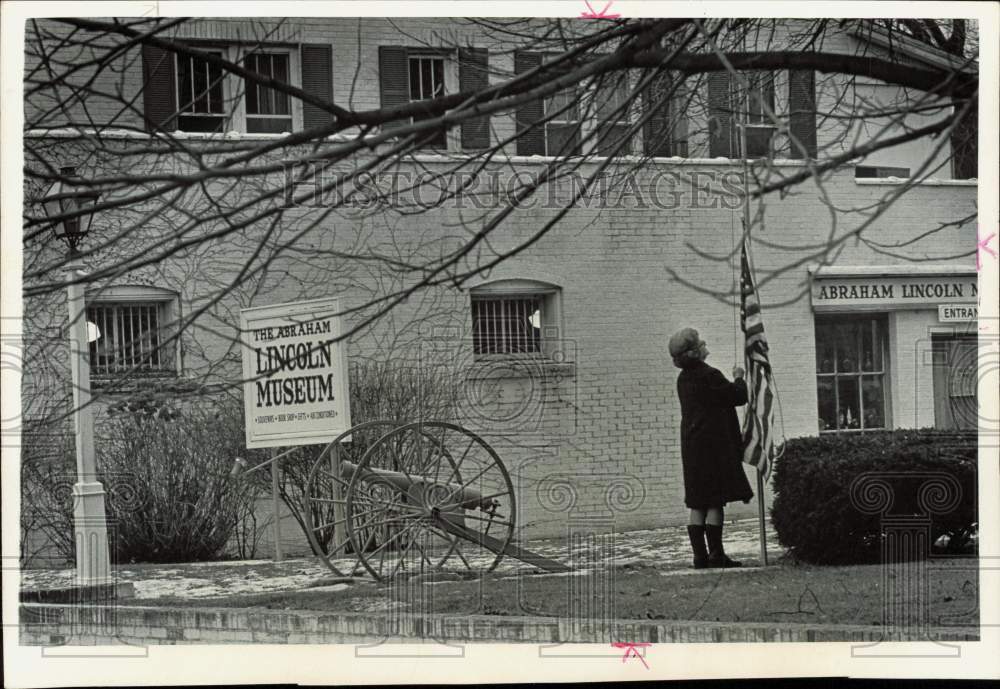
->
<box><xmin>739</xmin><ymin>236</ymin><xmax>778</xmax><ymax>481</ymax></box>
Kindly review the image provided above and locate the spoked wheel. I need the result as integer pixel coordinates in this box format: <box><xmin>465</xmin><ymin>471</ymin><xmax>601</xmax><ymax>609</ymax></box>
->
<box><xmin>304</xmin><ymin>420</ymin><xmax>405</xmax><ymax>578</ymax></box>
<box><xmin>345</xmin><ymin>421</ymin><xmax>516</xmax><ymax>582</ymax></box>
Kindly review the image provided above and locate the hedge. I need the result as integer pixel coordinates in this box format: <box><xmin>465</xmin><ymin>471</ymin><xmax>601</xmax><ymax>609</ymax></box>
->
<box><xmin>771</xmin><ymin>430</ymin><xmax>977</xmax><ymax>565</ymax></box>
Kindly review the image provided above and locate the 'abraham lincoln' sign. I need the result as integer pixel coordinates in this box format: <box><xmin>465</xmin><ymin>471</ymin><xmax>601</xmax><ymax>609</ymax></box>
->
<box><xmin>240</xmin><ymin>297</ymin><xmax>352</xmax><ymax>449</ymax></box>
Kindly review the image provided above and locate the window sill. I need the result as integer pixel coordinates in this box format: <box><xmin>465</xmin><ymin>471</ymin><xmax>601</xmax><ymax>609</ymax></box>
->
<box><xmin>854</xmin><ymin>177</ymin><xmax>978</xmax><ymax>187</ymax></box>
<box><xmin>410</xmin><ymin>153</ymin><xmax>813</xmax><ymax>167</ymax></box>
<box><xmin>90</xmin><ymin>374</ymin><xmax>194</xmax><ymax>393</ymax></box>
<box><xmin>465</xmin><ymin>356</ymin><xmax>575</xmax><ymax>380</ymax></box>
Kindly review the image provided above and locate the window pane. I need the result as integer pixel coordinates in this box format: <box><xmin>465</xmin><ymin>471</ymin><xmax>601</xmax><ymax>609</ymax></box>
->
<box><xmin>837</xmin><ymin>376</ymin><xmax>861</xmax><ymax>429</ymax></box>
<box><xmin>273</xmin><ymin>55</ymin><xmax>290</xmax><ymax>114</ymax></box>
<box><xmin>408</xmin><ymin>57</ymin><xmax>445</xmax><ymax>101</ymax></box>
<box><xmin>596</xmin><ymin>80</ymin><xmax>627</xmax><ymax>119</ymax></box>
<box><xmin>409</xmin><ymin>58</ymin><xmax>421</xmax><ymax>100</ymax></box>
<box><xmin>861</xmin><ymin>375</ymin><xmax>885</xmax><ymax>429</ymax></box>
<box><xmin>817</xmin><ymin>378</ymin><xmax>836</xmax><ymax>431</ymax></box>
<box><xmin>177</xmin><ymin>55</ymin><xmax>193</xmax><ymax>111</ymax></box>
<box><xmin>835</xmin><ymin>321</ymin><xmax>862</xmax><ymax>373</ymax></box>
<box><xmin>746</xmin><ymin>71</ymin><xmax>774</xmax><ymax>123</ymax></box>
<box><xmin>861</xmin><ymin>320</ymin><xmax>884</xmax><ymax>371</ymax></box>
<box><xmin>546</xmin><ymin>88</ymin><xmax>579</xmax><ymax>120</ymax></box>
<box><xmin>421</xmin><ymin>58</ymin><xmax>433</xmax><ymax>99</ymax></box>
<box><xmin>816</xmin><ymin>323</ymin><xmax>836</xmax><ymax>372</ymax></box>
<box><xmin>431</xmin><ymin>58</ymin><xmax>444</xmax><ymax>97</ymax></box>
<box><xmin>597</xmin><ymin>123</ymin><xmax>631</xmax><ymax>157</ymax></box>
<box><xmin>208</xmin><ymin>60</ymin><xmax>224</xmax><ymax>113</ymax></box>
<box><xmin>546</xmin><ymin>123</ymin><xmax>581</xmax><ymax>156</ymax></box>
<box><xmin>193</xmin><ymin>58</ymin><xmax>208</xmax><ymax>112</ymax></box>
<box><xmin>245</xmin><ymin>56</ymin><xmax>259</xmax><ymax>114</ymax></box>
<box><xmin>178</xmin><ymin>53</ymin><xmax>224</xmax><ymax>116</ymax></box>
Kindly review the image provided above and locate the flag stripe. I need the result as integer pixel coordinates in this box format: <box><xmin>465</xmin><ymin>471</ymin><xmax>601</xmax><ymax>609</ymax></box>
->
<box><xmin>739</xmin><ymin>237</ymin><xmax>777</xmax><ymax>482</ymax></box>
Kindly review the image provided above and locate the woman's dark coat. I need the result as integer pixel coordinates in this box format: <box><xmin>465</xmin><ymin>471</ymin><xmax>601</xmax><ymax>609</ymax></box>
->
<box><xmin>676</xmin><ymin>360</ymin><xmax>754</xmax><ymax>509</ymax></box>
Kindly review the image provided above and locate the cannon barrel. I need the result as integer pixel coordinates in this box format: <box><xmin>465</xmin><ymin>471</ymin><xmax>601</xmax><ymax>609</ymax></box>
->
<box><xmin>338</xmin><ymin>460</ymin><xmax>495</xmax><ymax>510</ymax></box>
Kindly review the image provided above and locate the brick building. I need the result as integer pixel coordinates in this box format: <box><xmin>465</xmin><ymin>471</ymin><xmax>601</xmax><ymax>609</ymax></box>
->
<box><xmin>21</xmin><ymin>17</ymin><xmax>980</xmax><ymax>551</ymax></box>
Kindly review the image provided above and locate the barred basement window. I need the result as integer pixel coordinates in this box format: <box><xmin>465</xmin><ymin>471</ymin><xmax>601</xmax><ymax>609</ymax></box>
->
<box><xmin>472</xmin><ymin>296</ymin><xmax>542</xmax><ymax>355</ymax></box>
<box><xmin>815</xmin><ymin>316</ymin><xmax>889</xmax><ymax>432</ymax></box>
<box><xmin>470</xmin><ymin>280</ymin><xmax>562</xmax><ymax>359</ymax></box>
<box><xmin>87</xmin><ymin>301</ymin><xmax>176</xmax><ymax>379</ymax></box>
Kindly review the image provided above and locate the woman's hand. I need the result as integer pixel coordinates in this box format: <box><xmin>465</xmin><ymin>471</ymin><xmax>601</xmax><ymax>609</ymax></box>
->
<box><xmin>732</xmin><ymin>366</ymin><xmax>745</xmax><ymax>380</ymax></box>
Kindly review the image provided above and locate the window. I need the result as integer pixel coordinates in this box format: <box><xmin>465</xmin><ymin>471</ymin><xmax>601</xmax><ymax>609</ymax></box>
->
<box><xmin>815</xmin><ymin>316</ymin><xmax>889</xmax><ymax>432</ymax></box>
<box><xmin>470</xmin><ymin>280</ymin><xmax>561</xmax><ymax>358</ymax></box>
<box><xmin>379</xmin><ymin>46</ymin><xmax>489</xmax><ymax>150</ymax></box>
<box><xmin>595</xmin><ymin>78</ymin><xmax>632</xmax><ymax>157</ymax></box>
<box><xmin>176</xmin><ymin>52</ymin><xmax>226</xmax><ymax>132</ymax></box>
<box><xmin>244</xmin><ymin>52</ymin><xmax>292</xmax><ymax>133</ymax></box>
<box><xmin>708</xmin><ymin>69</ymin><xmax>816</xmax><ymax>159</ymax></box>
<box><xmin>142</xmin><ymin>43</ymin><xmax>333</xmax><ymax>134</ymax></box>
<box><xmin>515</xmin><ymin>51</ymin><xmax>655</xmax><ymax>158</ymax></box>
<box><xmin>408</xmin><ymin>54</ymin><xmax>447</xmax><ymax>149</ymax></box>
<box><xmin>544</xmin><ymin>87</ymin><xmax>582</xmax><ymax>156</ymax></box>
<box><xmin>742</xmin><ymin>72</ymin><xmax>776</xmax><ymax>157</ymax></box>
<box><xmin>86</xmin><ymin>288</ymin><xmax>179</xmax><ymax>380</ymax></box>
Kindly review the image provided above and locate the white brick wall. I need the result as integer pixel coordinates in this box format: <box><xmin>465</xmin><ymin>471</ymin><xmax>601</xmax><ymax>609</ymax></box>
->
<box><xmin>22</xmin><ymin>18</ymin><xmax>980</xmax><ymax>540</ymax></box>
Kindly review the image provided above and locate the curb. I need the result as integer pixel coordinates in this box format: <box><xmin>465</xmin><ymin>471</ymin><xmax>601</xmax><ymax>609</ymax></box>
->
<box><xmin>19</xmin><ymin>602</ymin><xmax>979</xmax><ymax>645</ymax></box>
<box><xmin>19</xmin><ymin>583</ymin><xmax>136</xmax><ymax>604</ymax></box>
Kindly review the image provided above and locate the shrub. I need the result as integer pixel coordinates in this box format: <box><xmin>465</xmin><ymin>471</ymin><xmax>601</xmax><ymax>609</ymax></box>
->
<box><xmin>21</xmin><ymin>394</ymin><xmax>258</xmax><ymax>565</ymax></box>
<box><xmin>99</xmin><ymin>395</ymin><xmax>255</xmax><ymax>563</ymax></box>
<box><xmin>770</xmin><ymin>430</ymin><xmax>977</xmax><ymax>565</ymax></box>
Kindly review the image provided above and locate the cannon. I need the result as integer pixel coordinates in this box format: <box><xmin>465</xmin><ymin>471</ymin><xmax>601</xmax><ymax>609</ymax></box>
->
<box><xmin>298</xmin><ymin>420</ymin><xmax>570</xmax><ymax>581</ymax></box>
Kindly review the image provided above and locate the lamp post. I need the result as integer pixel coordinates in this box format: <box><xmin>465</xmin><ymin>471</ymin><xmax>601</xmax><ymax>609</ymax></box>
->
<box><xmin>41</xmin><ymin>166</ymin><xmax>111</xmax><ymax>587</ymax></box>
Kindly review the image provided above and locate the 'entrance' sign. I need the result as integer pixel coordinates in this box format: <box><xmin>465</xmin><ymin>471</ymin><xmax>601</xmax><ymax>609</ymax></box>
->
<box><xmin>240</xmin><ymin>297</ymin><xmax>351</xmax><ymax>448</ymax></box>
<box><xmin>938</xmin><ymin>304</ymin><xmax>978</xmax><ymax>322</ymax></box>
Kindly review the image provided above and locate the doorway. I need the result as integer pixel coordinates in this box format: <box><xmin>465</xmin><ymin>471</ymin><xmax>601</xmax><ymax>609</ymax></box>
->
<box><xmin>931</xmin><ymin>335</ymin><xmax>978</xmax><ymax>431</ymax></box>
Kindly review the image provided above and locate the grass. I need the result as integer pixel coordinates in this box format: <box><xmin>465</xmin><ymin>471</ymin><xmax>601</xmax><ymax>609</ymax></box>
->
<box><xmin>145</xmin><ymin>557</ymin><xmax>979</xmax><ymax>629</ymax></box>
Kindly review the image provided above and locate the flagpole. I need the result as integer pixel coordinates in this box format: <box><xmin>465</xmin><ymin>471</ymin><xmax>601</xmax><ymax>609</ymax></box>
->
<box><xmin>739</xmin><ymin>122</ymin><xmax>769</xmax><ymax>568</ymax></box>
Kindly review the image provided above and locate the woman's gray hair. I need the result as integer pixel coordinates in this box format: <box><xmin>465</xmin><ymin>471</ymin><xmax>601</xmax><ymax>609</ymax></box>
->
<box><xmin>668</xmin><ymin>327</ymin><xmax>702</xmax><ymax>369</ymax></box>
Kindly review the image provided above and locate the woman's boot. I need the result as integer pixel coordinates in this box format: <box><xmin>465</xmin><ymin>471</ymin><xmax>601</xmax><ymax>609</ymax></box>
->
<box><xmin>687</xmin><ymin>525</ymin><xmax>709</xmax><ymax>569</ymax></box>
<box><xmin>705</xmin><ymin>524</ymin><xmax>742</xmax><ymax>568</ymax></box>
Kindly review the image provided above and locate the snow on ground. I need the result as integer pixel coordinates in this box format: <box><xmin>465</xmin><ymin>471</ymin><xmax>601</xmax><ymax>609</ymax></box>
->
<box><xmin>20</xmin><ymin>519</ymin><xmax>780</xmax><ymax>600</ymax></box>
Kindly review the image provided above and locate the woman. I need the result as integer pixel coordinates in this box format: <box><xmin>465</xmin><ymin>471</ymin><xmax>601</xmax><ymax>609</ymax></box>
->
<box><xmin>669</xmin><ymin>327</ymin><xmax>753</xmax><ymax>568</ymax></box>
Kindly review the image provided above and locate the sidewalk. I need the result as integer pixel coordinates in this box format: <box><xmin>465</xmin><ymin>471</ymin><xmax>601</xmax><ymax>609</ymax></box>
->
<box><xmin>19</xmin><ymin>519</ymin><xmax>779</xmax><ymax>600</ymax></box>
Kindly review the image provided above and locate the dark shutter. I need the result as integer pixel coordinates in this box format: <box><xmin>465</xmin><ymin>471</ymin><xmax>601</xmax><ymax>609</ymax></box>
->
<box><xmin>379</xmin><ymin>46</ymin><xmax>410</xmax><ymax>132</ymax></box>
<box><xmin>672</xmin><ymin>81</ymin><xmax>689</xmax><ymax>157</ymax></box>
<box><xmin>951</xmin><ymin>104</ymin><xmax>977</xmax><ymax>179</ymax></box>
<box><xmin>707</xmin><ymin>71</ymin><xmax>733</xmax><ymax>157</ymax></box>
<box><xmin>641</xmin><ymin>72</ymin><xmax>691</xmax><ymax>157</ymax></box>
<box><xmin>301</xmin><ymin>43</ymin><xmax>334</xmax><ymax>130</ymax></box>
<box><xmin>141</xmin><ymin>44</ymin><xmax>177</xmax><ymax>133</ymax></box>
<box><xmin>642</xmin><ymin>71</ymin><xmax>672</xmax><ymax>157</ymax></box>
<box><xmin>458</xmin><ymin>47</ymin><xmax>490</xmax><ymax>149</ymax></box>
<box><xmin>787</xmin><ymin>69</ymin><xmax>817</xmax><ymax>159</ymax></box>
<box><xmin>514</xmin><ymin>50</ymin><xmax>544</xmax><ymax>156</ymax></box>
